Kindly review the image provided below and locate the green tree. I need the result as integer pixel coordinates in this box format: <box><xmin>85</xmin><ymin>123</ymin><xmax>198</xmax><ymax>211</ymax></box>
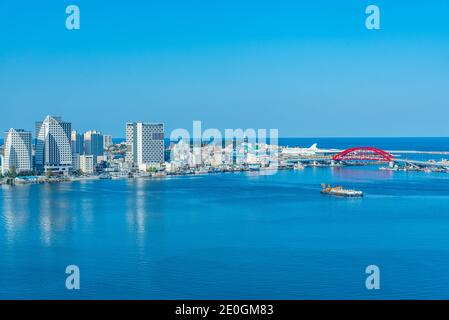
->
<box><xmin>146</xmin><ymin>166</ymin><xmax>157</xmax><ymax>173</ymax></box>
<box><xmin>8</xmin><ymin>166</ymin><xmax>17</xmax><ymax>179</ymax></box>
<box><xmin>45</xmin><ymin>169</ymin><xmax>53</xmax><ymax>178</ymax></box>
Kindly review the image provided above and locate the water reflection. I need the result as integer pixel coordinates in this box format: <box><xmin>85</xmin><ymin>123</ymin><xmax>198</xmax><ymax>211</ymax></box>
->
<box><xmin>38</xmin><ymin>184</ymin><xmax>74</xmax><ymax>246</ymax></box>
<box><xmin>330</xmin><ymin>166</ymin><xmax>393</xmax><ymax>180</ymax></box>
<box><xmin>1</xmin><ymin>185</ymin><xmax>31</xmax><ymax>245</ymax></box>
<box><xmin>136</xmin><ymin>179</ymin><xmax>147</xmax><ymax>245</ymax></box>
<box><xmin>126</xmin><ymin>179</ymin><xmax>147</xmax><ymax>248</ymax></box>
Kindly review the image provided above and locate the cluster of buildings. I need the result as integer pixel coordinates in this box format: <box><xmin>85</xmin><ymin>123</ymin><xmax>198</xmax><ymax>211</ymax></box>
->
<box><xmin>0</xmin><ymin>115</ymin><xmax>165</xmax><ymax>177</ymax></box>
<box><xmin>166</xmin><ymin>137</ymin><xmax>279</xmax><ymax>173</ymax></box>
<box><xmin>1</xmin><ymin>115</ymin><xmax>282</xmax><ymax>180</ymax></box>
<box><xmin>1</xmin><ymin>115</ymin><xmax>310</xmax><ymax>180</ymax></box>
<box><xmin>3</xmin><ymin>117</ymin><xmax>449</xmax><ymax>181</ymax></box>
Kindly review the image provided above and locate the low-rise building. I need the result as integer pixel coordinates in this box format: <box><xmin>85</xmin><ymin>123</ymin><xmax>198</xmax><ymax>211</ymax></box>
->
<box><xmin>79</xmin><ymin>155</ymin><xmax>94</xmax><ymax>174</ymax></box>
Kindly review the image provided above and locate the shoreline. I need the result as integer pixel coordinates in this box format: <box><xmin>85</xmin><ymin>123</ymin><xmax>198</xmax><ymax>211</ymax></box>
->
<box><xmin>2</xmin><ymin>162</ymin><xmax>448</xmax><ymax>187</ymax></box>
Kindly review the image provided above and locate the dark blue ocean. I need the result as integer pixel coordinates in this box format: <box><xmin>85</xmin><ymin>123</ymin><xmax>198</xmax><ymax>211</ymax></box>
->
<box><xmin>1</xmin><ymin>138</ymin><xmax>449</xmax><ymax>299</ymax></box>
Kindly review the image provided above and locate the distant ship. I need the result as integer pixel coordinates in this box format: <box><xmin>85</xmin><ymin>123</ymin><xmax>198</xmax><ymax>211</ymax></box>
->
<box><xmin>320</xmin><ymin>183</ymin><xmax>363</xmax><ymax>197</ymax></box>
<box><xmin>281</xmin><ymin>143</ymin><xmax>340</xmax><ymax>156</ymax></box>
<box><xmin>293</xmin><ymin>163</ymin><xmax>305</xmax><ymax>170</ymax></box>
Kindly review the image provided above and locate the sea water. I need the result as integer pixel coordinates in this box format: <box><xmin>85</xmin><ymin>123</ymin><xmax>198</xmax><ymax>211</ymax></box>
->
<box><xmin>1</xmin><ymin>138</ymin><xmax>449</xmax><ymax>299</ymax></box>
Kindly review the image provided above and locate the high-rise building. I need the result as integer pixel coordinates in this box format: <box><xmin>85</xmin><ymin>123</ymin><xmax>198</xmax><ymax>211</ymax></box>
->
<box><xmin>84</xmin><ymin>130</ymin><xmax>104</xmax><ymax>163</ymax></box>
<box><xmin>103</xmin><ymin>135</ymin><xmax>113</xmax><ymax>149</ymax></box>
<box><xmin>3</xmin><ymin>129</ymin><xmax>32</xmax><ymax>173</ymax></box>
<box><xmin>71</xmin><ymin>130</ymin><xmax>84</xmax><ymax>155</ymax></box>
<box><xmin>126</xmin><ymin>122</ymin><xmax>164</xmax><ymax>167</ymax></box>
<box><xmin>35</xmin><ymin>115</ymin><xmax>72</xmax><ymax>174</ymax></box>
<box><xmin>125</xmin><ymin>123</ymin><xmax>136</xmax><ymax>164</ymax></box>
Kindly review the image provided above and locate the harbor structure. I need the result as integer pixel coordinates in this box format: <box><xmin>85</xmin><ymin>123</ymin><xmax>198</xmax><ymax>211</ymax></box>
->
<box><xmin>3</xmin><ymin>129</ymin><xmax>32</xmax><ymax>174</ymax></box>
<box><xmin>35</xmin><ymin>116</ymin><xmax>72</xmax><ymax>175</ymax></box>
<box><xmin>126</xmin><ymin>122</ymin><xmax>164</xmax><ymax>169</ymax></box>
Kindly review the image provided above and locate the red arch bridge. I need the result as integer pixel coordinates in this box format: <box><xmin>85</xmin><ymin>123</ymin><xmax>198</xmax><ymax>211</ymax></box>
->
<box><xmin>332</xmin><ymin>147</ymin><xmax>394</xmax><ymax>162</ymax></box>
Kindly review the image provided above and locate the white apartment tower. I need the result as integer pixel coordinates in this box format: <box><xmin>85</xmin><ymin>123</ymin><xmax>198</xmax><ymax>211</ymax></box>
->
<box><xmin>35</xmin><ymin>116</ymin><xmax>72</xmax><ymax>174</ymax></box>
<box><xmin>126</xmin><ymin>122</ymin><xmax>164</xmax><ymax>166</ymax></box>
<box><xmin>3</xmin><ymin>129</ymin><xmax>32</xmax><ymax>173</ymax></box>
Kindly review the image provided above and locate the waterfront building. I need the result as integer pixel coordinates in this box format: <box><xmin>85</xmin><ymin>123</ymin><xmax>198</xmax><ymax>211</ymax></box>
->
<box><xmin>3</xmin><ymin>129</ymin><xmax>32</xmax><ymax>174</ymax></box>
<box><xmin>79</xmin><ymin>154</ymin><xmax>94</xmax><ymax>174</ymax></box>
<box><xmin>0</xmin><ymin>154</ymin><xmax>4</xmax><ymax>176</ymax></box>
<box><xmin>72</xmin><ymin>153</ymin><xmax>80</xmax><ymax>172</ymax></box>
<box><xmin>71</xmin><ymin>130</ymin><xmax>84</xmax><ymax>155</ymax></box>
<box><xmin>170</xmin><ymin>139</ymin><xmax>192</xmax><ymax>167</ymax></box>
<box><xmin>103</xmin><ymin>135</ymin><xmax>113</xmax><ymax>149</ymax></box>
<box><xmin>84</xmin><ymin>130</ymin><xmax>104</xmax><ymax>163</ymax></box>
<box><xmin>126</xmin><ymin>122</ymin><xmax>164</xmax><ymax>168</ymax></box>
<box><xmin>35</xmin><ymin>116</ymin><xmax>72</xmax><ymax>174</ymax></box>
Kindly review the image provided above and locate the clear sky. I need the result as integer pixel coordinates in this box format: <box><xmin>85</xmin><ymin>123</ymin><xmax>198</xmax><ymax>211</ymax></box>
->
<box><xmin>1</xmin><ymin>0</ymin><xmax>449</xmax><ymax>137</ymax></box>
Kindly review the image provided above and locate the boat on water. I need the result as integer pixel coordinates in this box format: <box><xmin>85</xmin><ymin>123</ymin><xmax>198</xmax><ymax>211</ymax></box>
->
<box><xmin>152</xmin><ymin>172</ymin><xmax>167</xmax><ymax>178</ymax></box>
<box><xmin>246</xmin><ymin>163</ymin><xmax>261</xmax><ymax>171</ymax></box>
<box><xmin>320</xmin><ymin>183</ymin><xmax>363</xmax><ymax>197</ymax></box>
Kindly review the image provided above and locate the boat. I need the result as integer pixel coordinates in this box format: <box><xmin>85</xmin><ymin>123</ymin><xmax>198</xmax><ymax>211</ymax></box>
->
<box><xmin>152</xmin><ymin>172</ymin><xmax>167</xmax><ymax>178</ymax></box>
<box><xmin>248</xmin><ymin>164</ymin><xmax>260</xmax><ymax>171</ymax></box>
<box><xmin>195</xmin><ymin>168</ymin><xmax>209</xmax><ymax>175</ymax></box>
<box><xmin>320</xmin><ymin>183</ymin><xmax>363</xmax><ymax>197</ymax></box>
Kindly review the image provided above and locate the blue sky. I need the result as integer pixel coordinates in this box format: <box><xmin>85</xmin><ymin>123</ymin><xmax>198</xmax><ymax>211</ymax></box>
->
<box><xmin>1</xmin><ymin>0</ymin><xmax>449</xmax><ymax>137</ymax></box>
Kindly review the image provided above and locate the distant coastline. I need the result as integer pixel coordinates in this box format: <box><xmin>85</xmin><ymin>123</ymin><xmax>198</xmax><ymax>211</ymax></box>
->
<box><xmin>4</xmin><ymin>137</ymin><xmax>448</xmax><ymax>151</ymax></box>
<box><xmin>2</xmin><ymin>136</ymin><xmax>449</xmax><ymax>151</ymax></box>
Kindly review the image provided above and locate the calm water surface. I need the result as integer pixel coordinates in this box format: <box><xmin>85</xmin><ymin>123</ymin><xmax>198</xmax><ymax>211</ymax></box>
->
<box><xmin>2</xmin><ymin>164</ymin><xmax>449</xmax><ymax>299</ymax></box>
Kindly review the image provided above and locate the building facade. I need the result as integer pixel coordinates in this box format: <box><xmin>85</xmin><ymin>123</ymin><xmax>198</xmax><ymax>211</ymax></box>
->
<box><xmin>3</xmin><ymin>129</ymin><xmax>32</xmax><ymax>174</ymax></box>
<box><xmin>79</xmin><ymin>155</ymin><xmax>94</xmax><ymax>174</ymax></box>
<box><xmin>0</xmin><ymin>155</ymin><xmax>4</xmax><ymax>176</ymax></box>
<box><xmin>71</xmin><ymin>130</ymin><xmax>84</xmax><ymax>155</ymax></box>
<box><xmin>72</xmin><ymin>153</ymin><xmax>80</xmax><ymax>172</ymax></box>
<box><xmin>126</xmin><ymin>122</ymin><xmax>164</xmax><ymax>167</ymax></box>
<box><xmin>84</xmin><ymin>130</ymin><xmax>104</xmax><ymax>163</ymax></box>
<box><xmin>103</xmin><ymin>135</ymin><xmax>113</xmax><ymax>149</ymax></box>
<box><xmin>35</xmin><ymin>116</ymin><xmax>72</xmax><ymax>174</ymax></box>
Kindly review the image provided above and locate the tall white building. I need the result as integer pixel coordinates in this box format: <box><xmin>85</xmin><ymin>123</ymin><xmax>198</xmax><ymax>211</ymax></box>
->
<box><xmin>126</xmin><ymin>122</ymin><xmax>164</xmax><ymax>167</ymax></box>
<box><xmin>3</xmin><ymin>129</ymin><xmax>32</xmax><ymax>174</ymax></box>
<box><xmin>35</xmin><ymin>116</ymin><xmax>72</xmax><ymax>174</ymax></box>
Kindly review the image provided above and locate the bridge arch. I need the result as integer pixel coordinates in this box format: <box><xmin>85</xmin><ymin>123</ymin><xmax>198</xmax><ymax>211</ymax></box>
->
<box><xmin>333</xmin><ymin>147</ymin><xmax>394</xmax><ymax>162</ymax></box>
